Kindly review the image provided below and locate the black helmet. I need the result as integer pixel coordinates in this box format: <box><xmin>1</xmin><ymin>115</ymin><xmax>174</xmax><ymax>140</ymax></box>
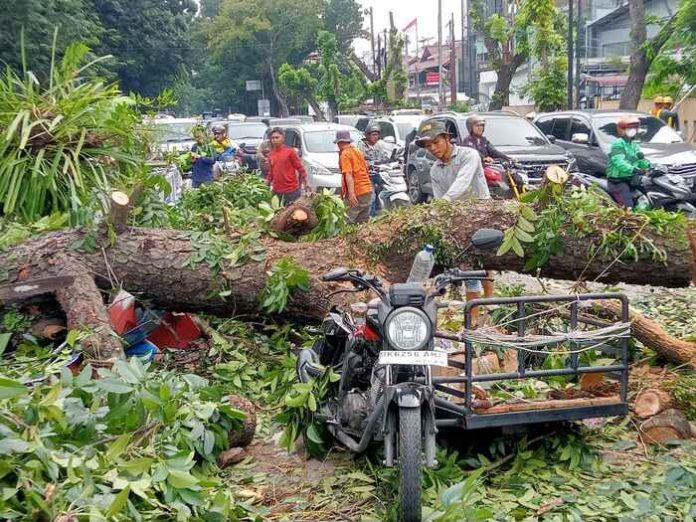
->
<box><xmin>365</xmin><ymin>123</ymin><xmax>381</xmax><ymax>135</ymax></box>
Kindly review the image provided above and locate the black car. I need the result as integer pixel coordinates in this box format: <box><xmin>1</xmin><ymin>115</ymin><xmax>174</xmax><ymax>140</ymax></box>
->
<box><xmin>534</xmin><ymin>110</ymin><xmax>696</xmax><ymax>183</ymax></box>
<box><xmin>406</xmin><ymin>111</ymin><xmax>577</xmax><ymax>202</ymax></box>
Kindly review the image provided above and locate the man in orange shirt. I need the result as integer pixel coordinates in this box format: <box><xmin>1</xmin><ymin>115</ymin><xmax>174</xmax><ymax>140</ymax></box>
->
<box><xmin>335</xmin><ymin>130</ymin><xmax>373</xmax><ymax>224</ymax></box>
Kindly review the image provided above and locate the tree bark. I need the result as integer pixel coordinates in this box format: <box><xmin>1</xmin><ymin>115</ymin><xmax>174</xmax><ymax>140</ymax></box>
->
<box><xmin>619</xmin><ymin>1</ymin><xmax>675</xmax><ymax>110</ymax></box>
<box><xmin>0</xmin><ymin>200</ymin><xmax>693</xmax><ymax>361</ymax></box>
<box><xmin>349</xmin><ymin>51</ymin><xmax>378</xmax><ymax>82</ymax></box>
<box><xmin>640</xmin><ymin>408</ymin><xmax>692</xmax><ymax>444</ymax></box>
<box><xmin>488</xmin><ymin>54</ymin><xmax>526</xmax><ymax>110</ymax></box>
<box><xmin>268</xmin><ymin>41</ymin><xmax>290</xmax><ymax>117</ymax></box>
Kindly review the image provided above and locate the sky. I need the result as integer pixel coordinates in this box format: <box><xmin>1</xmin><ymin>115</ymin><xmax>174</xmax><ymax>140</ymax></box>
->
<box><xmin>354</xmin><ymin>0</ymin><xmax>466</xmax><ymax>58</ymax></box>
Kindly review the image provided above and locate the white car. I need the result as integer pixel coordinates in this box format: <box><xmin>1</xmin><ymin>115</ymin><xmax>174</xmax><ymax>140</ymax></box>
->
<box><xmin>280</xmin><ymin>123</ymin><xmax>363</xmax><ymax>191</ymax></box>
<box><xmin>369</xmin><ymin>115</ymin><xmax>425</xmax><ymax>147</ymax></box>
<box><xmin>146</xmin><ymin>117</ymin><xmax>199</xmax><ymax>154</ymax></box>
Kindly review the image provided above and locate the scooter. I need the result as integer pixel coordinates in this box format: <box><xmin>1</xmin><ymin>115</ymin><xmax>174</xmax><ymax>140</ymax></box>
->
<box><xmin>376</xmin><ymin>161</ymin><xmax>411</xmax><ymax>210</ymax></box>
<box><xmin>484</xmin><ymin>162</ymin><xmax>528</xmax><ymax>200</ymax></box>
<box><xmin>574</xmin><ymin>166</ymin><xmax>696</xmax><ymax>217</ymax></box>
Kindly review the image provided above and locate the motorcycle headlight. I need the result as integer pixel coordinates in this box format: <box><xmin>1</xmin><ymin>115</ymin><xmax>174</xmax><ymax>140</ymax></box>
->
<box><xmin>385</xmin><ymin>307</ymin><xmax>431</xmax><ymax>350</ymax></box>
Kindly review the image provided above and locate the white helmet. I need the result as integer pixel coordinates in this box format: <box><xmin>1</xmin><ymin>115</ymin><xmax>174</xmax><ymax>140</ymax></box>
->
<box><xmin>466</xmin><ymin>114</ymin><xmax>486</xmax><ymax>133</ymax></box>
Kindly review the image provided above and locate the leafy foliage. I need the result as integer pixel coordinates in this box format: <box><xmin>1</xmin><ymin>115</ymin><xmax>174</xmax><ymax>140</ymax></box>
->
<box><xmin>259</xmin><ymin>257</ymin><xmax>310</xmax><ymax>313</ymax></box>
<box><xmin>306</xmin><ymin>189</ymin><xmax>347</xmax><ymax>240</ymax></box>
<box><xmin>0</xmin><ymin>42</ymin><xmax>143</xmax><ymax>222</ymax></box>
<box><xmin>0</xmin><ymin>358</ymin><xmax>250</xmax><ymax>520</ymax></box>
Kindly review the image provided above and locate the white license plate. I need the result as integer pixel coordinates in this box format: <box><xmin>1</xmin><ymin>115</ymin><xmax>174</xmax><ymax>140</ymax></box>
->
<box><xmin>378</xmin><ymin>350</ymin><xmax>449</xmax><ymax>367</ymax></box>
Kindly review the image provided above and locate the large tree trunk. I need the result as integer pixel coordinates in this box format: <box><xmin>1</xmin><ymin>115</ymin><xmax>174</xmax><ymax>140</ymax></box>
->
<box><xmin>349</xmin><ymin>51</ymin><xmax>378</xmax><ymax>82</ymax></box>
<box><xmin>488</xmin><ymin>54</ymin><xmax>526</xmax><ymax>110</ymax></box>
<box><xmin>619</xmin><ymin>0</ymin><xmax>675</xmax><ymax>110</ymax></box>
<box><xmin>1</xmin><ymin>200</ymin><xmax>693</xmax><ymax>362</ymax></box>
<box><xmin>268</xmin><ymin>42</ymin><xmax>290</xmax><ymax>117</ymax></box>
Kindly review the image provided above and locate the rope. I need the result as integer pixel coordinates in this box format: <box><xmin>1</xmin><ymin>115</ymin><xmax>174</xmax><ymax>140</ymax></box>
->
<box><xmin>461</xmin><ymin>321</ymin><xmax>631</xmax><ymax>356</ymax></box>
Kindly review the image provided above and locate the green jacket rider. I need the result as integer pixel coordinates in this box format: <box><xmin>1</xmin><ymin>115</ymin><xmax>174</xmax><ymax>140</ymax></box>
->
<box><xmin>606</xmin><ymin>116</ymin><xmax>651</xmax><ymax>208</ymax></box>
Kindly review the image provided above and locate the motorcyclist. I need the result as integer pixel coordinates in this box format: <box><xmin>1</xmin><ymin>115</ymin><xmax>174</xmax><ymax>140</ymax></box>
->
<box><xmin>460</xmin><ymin>114</ymin><xmax>511</xmax><ymax>164</ymax></box>
<box><xmin>210</xmin><ymin>125</ymin><xmax>237</xmax><ymax>160</ymax></box>
<box><xmin>357</xmin><ymin>123</ymin><xmax>392</xmax><ymax>215</ymax></box>
<box><xmin>606</xmin><ymin>116</ymin><xmax>652</xmax><ymax>208</ymax></box>
<box><xmin>658</xmin><ymin>96</ymin><xmax>680</xmax><ymax>131</ymax></box>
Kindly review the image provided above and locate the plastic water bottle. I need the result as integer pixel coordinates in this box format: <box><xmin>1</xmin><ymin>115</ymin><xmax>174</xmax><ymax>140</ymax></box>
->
<box><xmin>407</xmin><ymin>245</ymin><xmax>436</xmax><ymax>283</ymax></box>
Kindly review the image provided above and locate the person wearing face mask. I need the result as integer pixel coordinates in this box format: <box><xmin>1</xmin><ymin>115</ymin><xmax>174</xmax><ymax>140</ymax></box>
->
<box><xmin>606</xmin><ymin>116</ymin><xmax>652</xmax><ymax>208</ymax></box>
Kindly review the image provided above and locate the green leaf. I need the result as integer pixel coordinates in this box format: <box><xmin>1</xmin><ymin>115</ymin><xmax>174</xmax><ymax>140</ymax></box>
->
<box><xmin>0</xmin><ymin>438</ymin><xmax>31</xmax><ymax>454</ymax></box>
<box><xmin>167</xmin><ymin>469</ymin><xmax>199</xmax><ymax>489</ymax></box>
<box><xmin>514</xmin><ymin>228</ymin><xmax>534</xmax><ymax>243</ymax></box>
<box><xmin>307</xmin><ymin>393</ymin><xmax>317</xmax><ymax>412</ymax></box>
<box><xmin>520</xmin><ymin>205</ymin><xmax>538</xmax><ymax>221</ymax></box>
<box><xmin>0</xmin><ymin>377</ymin><xmax>27</xmax><ymax>400</ymax></box>
<box><xmin>510</xmin><ymin>237</ymin><xmax>524</xmax><ymax>257</ymax></box>
<box><xmin>65</xmin><ymin>329</ymin><xmax>80</xmax><ymax>347</ymax></box>
<box><xmin>517</xmin><ymin>216</ymin><xmax>536</xmax><ymax>233</ymax></box>
<box><xmin>0</xmin><ymin>333</ymin><xmax>11</xmax><ymax>356</ymax></box>
<box><xmin>306</xmin><ymin>424</ymin><xmax>323</xmax><ymax>444</ymax></box>
<box><xmin>106</xmin><ymin>485</ymin><xmax>130</xmax><ymax>517</ymax></box>
<box><xmin>95</xmin><ymin>378</ymin><xmax>133</xmax><ymax>394</ymax></box>
<box><xmin>107</xmin><ymin>434</ymin><xmax>132</xmax><ymax>459</ymax></box>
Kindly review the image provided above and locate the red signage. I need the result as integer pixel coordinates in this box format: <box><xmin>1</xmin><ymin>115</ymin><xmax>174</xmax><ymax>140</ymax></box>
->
<box><xmin>425</xmin><ymin>72</ymin><xmax>440</xmax><ymax>86</ymax></box>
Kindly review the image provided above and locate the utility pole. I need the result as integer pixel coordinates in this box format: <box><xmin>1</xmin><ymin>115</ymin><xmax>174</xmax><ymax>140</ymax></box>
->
<box><xmin>450</xmin><ymin>14</ymin><xmax>457</xmax><ymax>107</ymax></box>
<box><xmin>369</xmin><ymin>7</ymin><xmax>376</xmax><ymax>75</ymax></box>
<box><xmin>567</xmin><ymin>0</ymin><xmax>574</xmax><ymax>109</ymax></box>
<box><xmin>575</xmin><ymin>0</ymin><xmax>583</xmax><ymax>108</ymax></box>
<box><xmin>377</xmin><ymin>33</ymin><xmax>382</xmax><ymax>78</ymax></box>
<box><xmin>461</xmin><ymin>0</ymin><xmax>467</xmax><ymax>94</ymax></box>
<box><xmin>383</xmin><ymin>29</ymin><xmax>389</xmax><ymax>74</ymax></box>
<box><xmin>415</xmin><ymin>21</ymin><xmax>421</xmax><ymax>104</ymax></box>
<box><xmin>438</xmin><ymin>0</ymin><xmax>444</xmax><ymax>109</ymax></box>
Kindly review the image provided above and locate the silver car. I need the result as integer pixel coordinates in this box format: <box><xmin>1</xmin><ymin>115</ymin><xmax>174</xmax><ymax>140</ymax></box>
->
<box><xmin>279</xmin><ymin>123</ymin><xmax>363</xmax><ymax>191</ymax></box>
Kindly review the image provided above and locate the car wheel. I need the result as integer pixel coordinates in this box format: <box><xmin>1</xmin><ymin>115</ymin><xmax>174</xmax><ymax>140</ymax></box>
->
<box><xmin>407</xmin><ymin>167</ymin><xmax>426</xmax><ymax>204</ymax></box>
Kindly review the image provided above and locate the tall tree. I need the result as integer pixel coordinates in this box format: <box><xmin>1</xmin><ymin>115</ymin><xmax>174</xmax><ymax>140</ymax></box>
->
<box><xmin>619</xmin><ymin>0</ymin><xmax>676</xmax><ymax>109</ymax></box>
<box><xmin>323</xmin><ymin>0</ymin><xmax>365</xmax><ymax>47</ymax></box>
<box><xmin>0</xmin><ymin>0</ymin><xmax>101</xmax><ymax>77</ymax></box>
<box><xmin>91</xmin><ymin>0</ymin><xmax>197</xmax><ymax>97</ymax></box>
<box><xmin>471</xmin><ymin>2</ymin><xmax>527</xmax><ymax>110</ymax></box>
<box><xmin>202</xmin><ymin>0</ymin><xmax>323</xmax><ymax>116</ymax></box>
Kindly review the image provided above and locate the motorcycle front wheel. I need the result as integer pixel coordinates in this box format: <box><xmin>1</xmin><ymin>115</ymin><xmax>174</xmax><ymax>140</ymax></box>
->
<box><xmin>399</xmin><ymin>407</ymin><xmax>422</xmax><ymax>522</ymax></box>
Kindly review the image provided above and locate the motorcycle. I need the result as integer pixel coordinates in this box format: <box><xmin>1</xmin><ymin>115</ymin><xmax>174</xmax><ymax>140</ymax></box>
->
<box><xmin>296</xmin><ymin>228</ymin><xmax>632</xmax><ymax>521</ymax></box>
<box><xmin>371</xmin><ymin>147</ymin><xmax>411</xmax><ymax>213</ymax></box>
<box><xmin>574</xmin><ymin>165</ymin><xmax>696</xmax><ymax>216</ymax></box>
<box><xmin>484</xmin><ymin>162</ymin><xmax>528</xmax><ymax>200</ymax></box>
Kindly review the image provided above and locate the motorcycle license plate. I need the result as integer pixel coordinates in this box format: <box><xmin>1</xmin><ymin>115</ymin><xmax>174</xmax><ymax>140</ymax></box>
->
<box><xmin>378</xmin><ymin>350</ymin><xmax>448</xmax><ymax>367</ymax></box>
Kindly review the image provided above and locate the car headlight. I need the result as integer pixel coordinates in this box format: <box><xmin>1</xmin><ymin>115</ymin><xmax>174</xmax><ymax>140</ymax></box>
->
<box><xmin>306</xmin><ymin>161</ymin><xmax>332</xmax><ymax>178</ymax></box>
<box><xmin>385</xmin><ymin>307</ymin><xmax>431</xmax><ymax>350</ymax></box>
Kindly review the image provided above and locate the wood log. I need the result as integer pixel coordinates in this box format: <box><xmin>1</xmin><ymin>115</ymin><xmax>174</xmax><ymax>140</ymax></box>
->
<box><xmin>593</xmin><ymin>300</ymin><xmax>696</xmax><ymax>370</ymax></box>
<box><xmin>640</xmin><ymin>408</ymin><xmax>692</xmax><ymax>444</ymax></box>
<box><xmin>0</xmin><ymin>200</ymin><xmax>693</xmax><ymax>362</ymax></box>
<box><xmin>268</xmin><ymin>197</ymin><xmax>318</xmax><ymax>237</ymax></box>
<box><xmin>109</xmin><ymin>191</ymin><xmax>130</xmax><ymax>234</ymax></box>
<box><xmin>633</xmin><ymin>388</ymin><xmax>675</xmax><ymax>419</ymax></box>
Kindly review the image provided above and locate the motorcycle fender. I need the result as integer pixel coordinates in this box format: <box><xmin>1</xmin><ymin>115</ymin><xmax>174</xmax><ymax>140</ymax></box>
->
<box><xmin>395</xmin><ymin>388</ymin><xmax>423</xmax><ymax>408</ymax></box>
<box><xmin>390</xmin><ymin>193</ymin><xmax>411</xmax><ymax>202</ymax></box>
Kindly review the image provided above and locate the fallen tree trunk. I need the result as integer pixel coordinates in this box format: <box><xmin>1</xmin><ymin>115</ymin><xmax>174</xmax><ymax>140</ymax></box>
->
<box><xmin>640</xmin><ymin>409</ymin><xmax>693</xmax><ymax>444</ymax></box>
<box><xmin>1</xmin><ymin>200</ymin><xmax>693</xmax><ymax>362</ymax></box>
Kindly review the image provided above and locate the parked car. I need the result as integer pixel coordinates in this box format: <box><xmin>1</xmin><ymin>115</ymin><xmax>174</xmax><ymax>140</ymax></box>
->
<box><xmin>534</xmin><ymin>110</ymin><xmax>696</xmax><ymax>185</ymax></box>
<box><xmin>406</xmin><ymin>112</ymin><xmax>577</xmax><ymax>203</ymax></box>
<box><xmin>334</xmin><ymin>114</ymin><xmax>370</xmax><ymax>131</ymax></box>
<box><xmin>279</xmin><ymin>123</ymin><xmax>363</xmax><ymax>191</ymax></box>
<box><xmin>147</xmin><ymin>117</ymin><xmax>198</xmax><ymax>155</ymax></box>
<box><xmin>368</xmin><ymin>115</ymin><xmax>426</xmax><ymax>147</ymax></box>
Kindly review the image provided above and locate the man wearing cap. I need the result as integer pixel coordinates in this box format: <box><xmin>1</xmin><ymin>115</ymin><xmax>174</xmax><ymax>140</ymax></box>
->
<box><xmin>416</xmin><ymin>120</ymin><xmax>490</xmax><ymax>324</ymax></box>
<box><xmin>415</xmin><ymin>120</ymin><xmax>489</xmax><ymax>202</ymax></box>
<box><xmin>335</xmin><ymin>130</ymin><xmax>373</xmax><ymax>224</ymax></box>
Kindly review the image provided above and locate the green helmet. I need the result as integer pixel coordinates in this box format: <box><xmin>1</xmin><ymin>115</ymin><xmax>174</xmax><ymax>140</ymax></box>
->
<box><xmin>365</xmin><ymin>123</ymin><xmax>381</xmax><ymax>135</ymax></box>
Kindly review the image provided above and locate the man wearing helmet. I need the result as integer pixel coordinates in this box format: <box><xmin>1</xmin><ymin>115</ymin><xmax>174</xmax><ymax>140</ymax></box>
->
<box><xmin>653</xmin><ymin>96</ymin><xmax>680</xmax><ymax>130</ymax></box>
<box><xmin>357</xmin><ymin>122</ymin><xmax>392</xmax><ymax>215</ymax></box>
<box><xmin>210</xmin><ymin>125</ymin><xmax>237</xmax><ymax>159</ymax></box>
<box><xmin>461</xmin><ymin>114</ymin><xmax>511</xmax><ymax>164</ymax></box>
<box><xmin>606</xmin><ymin>116</ymin><xmax>652</xmax><ymax>208</ymax></box>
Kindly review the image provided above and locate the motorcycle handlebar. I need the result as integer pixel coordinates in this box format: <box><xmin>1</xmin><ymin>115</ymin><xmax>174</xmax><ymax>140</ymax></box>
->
<box><xmin>451</xmin><ymin>269</ymin><xmax>488</xmax><ymax>279</ymax></box>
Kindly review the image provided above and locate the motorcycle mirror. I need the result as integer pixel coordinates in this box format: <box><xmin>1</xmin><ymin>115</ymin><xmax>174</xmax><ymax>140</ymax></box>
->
<box><xmin>471</xmin><ymin>228</ymin><xmax>504</xmax><ymax>251</ymax></box>
<box><xmin>322</xmin><ymin>267</ymin><xmax>349</xmax><ymax>281</ymax></box>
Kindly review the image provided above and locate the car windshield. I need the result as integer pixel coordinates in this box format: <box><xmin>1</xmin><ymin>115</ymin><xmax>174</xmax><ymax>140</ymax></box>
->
<box><xmin>152</xmin><ymin>122</ymin><xmax>194</xmax><ymax>143</ymax></box>
<box><xmin>593</xmin><ymin>115</ymin><xmax>682</xmax><ymax>144</ymax></box>
<box><xmin>396</xmin><ymin>122</ymin><xmax>418</xmax><ymax>137</ymax></box>
<box><xmin>484</xmin><ymin>117</ymin><xmax>549</xmax><ymax>146</ymax></box>
<box><xmin>226</xmin><ymin>124</ymin><xmax>267</xmax><ymax>140</ymax></box>
<box><xmin>304</xmin><ymin>130</ymin><xmax>363</xmax><ymax>152</ymax></box>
